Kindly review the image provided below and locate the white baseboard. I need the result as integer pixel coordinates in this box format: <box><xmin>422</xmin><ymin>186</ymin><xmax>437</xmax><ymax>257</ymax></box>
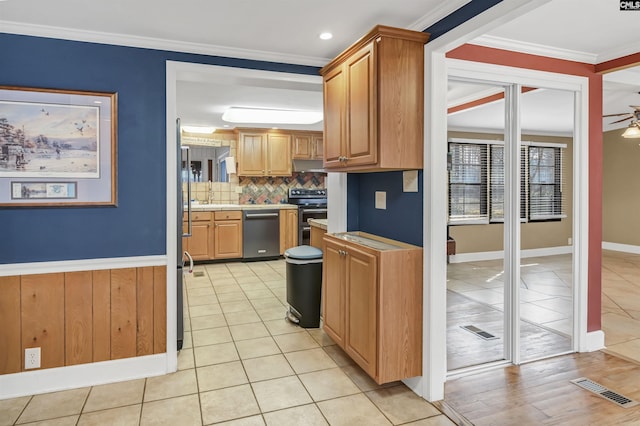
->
<box><xmin>0</xmin><ymin>354</ymin><xmax>171</xmax><ymax>400</ymax></box>
<box><xmin>602</xmin><ymin>242</ymin><xmax>640</xmax><ymax>255</ymax></box>
<box><xmin>0</xmin><ymin>255</ymin><xmax>168</xmax><ymax>277</ymax></box>
<box><xmin>582</xmin><ymin>330</ymin><xmax>606</xmax><ymax>352</ymax></box>
<box><xmin>449</xmin><ymin>245</ymin><xmax>573</xmax><ymax>263</ymax></box>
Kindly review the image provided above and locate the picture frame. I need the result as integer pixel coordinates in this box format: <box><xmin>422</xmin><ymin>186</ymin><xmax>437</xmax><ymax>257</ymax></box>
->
<box><xmin>0</xmin><ymin>85</ymin><xmax>117</xmax><ymax>207</ymax></box>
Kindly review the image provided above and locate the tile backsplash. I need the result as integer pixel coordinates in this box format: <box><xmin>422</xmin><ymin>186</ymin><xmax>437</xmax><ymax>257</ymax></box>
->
<box><xmin>239</xmin><ymin>173</ymin><xmax>325</xmax><ymax>204</ymax></box>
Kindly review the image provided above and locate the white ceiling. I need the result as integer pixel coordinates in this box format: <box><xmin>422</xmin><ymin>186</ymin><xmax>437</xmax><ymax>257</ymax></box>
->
<box><xmin>1</xmin><ymin>0</ymin><xmax>639</xmax><ymax>135</ymax></box>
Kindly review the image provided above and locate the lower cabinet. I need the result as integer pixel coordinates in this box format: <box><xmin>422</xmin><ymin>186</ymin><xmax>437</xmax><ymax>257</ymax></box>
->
<box><xmin>322</xmin><ymin>232</ymin><xmax>423</xmax><ymax>384</ymax></box>
<box><xmin>213</xmin><ymin>211</ymin><xmax>243</xmax><ymax>259</ymax></box>
<box><xmin>279</xmin><ymin>209</ymin><xmax>298</xmax><ymax>254</ymax></box>
<box><xmin>309</xmin><ymin>225</ymin><xmax>326</xmax><ymax>250</ymax></box>
<box><xmin>183</xmin><ymin>210</ymin><xmax>243</xmax><ymax>260</ymax></box>
<box><xmin>183</xmin><ymin>212</ymin><xmax>213</xmax><ymax>260</ymax></box>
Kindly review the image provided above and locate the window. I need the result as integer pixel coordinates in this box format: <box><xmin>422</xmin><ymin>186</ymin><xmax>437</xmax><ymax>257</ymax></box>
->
<box><xmin>448</xmin><ymin>143</ymin><xmax>487</xmax><ymax>223</ymax></box>
<box><xmin>448</xmin><ymin>140</ymin><xmax>565</xmax><ymax>224</ymax></box>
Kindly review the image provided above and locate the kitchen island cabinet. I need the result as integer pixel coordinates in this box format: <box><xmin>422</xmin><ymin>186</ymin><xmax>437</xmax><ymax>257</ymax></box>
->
<box><xmin>320</xmin><ymin>25</ymin><xmax>429</xmax><ymax>172</ymax></box>
<box><xmin>322</xmin><ymin>232</ymin><xmax>422</xmax><ymax>384</ymax></box>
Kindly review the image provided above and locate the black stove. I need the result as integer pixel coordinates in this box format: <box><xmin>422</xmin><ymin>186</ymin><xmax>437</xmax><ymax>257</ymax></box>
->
<box><xmin>288</xmin><ymin>188</ymin><xmax>327</xmax><ymax>245</ymax></box>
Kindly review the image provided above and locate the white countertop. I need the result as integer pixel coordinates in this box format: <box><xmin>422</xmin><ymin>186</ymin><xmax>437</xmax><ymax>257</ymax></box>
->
<box><xmin>308</xmin><ymin>218</ymin><xmax>328</xmax><ymax>230</ymax></box>
<box><xmin>187</xmin><ymin>203</ymin><xmax>298</xmax><ymax>211</ymax></box>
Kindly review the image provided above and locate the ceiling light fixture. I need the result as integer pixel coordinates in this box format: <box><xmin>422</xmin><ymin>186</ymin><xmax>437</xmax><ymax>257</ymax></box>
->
<box><xmin>222</xmin><ymin>107</ymin><xmax>323</xmax><ymax>125</ymax></box>
<box><xmin>181</xmin><ymin>126</ymin><xmax>216</xmax><ymax>134</ymax></box>
<box><xmin>319</xmin><ymin>32</ymin><xmax>333</xmax><ymax>40</ymax></box>
<box><xmin>622</xmin><ymin>122</ymin><xmax>640</xmax><ymax>139</ymax></box>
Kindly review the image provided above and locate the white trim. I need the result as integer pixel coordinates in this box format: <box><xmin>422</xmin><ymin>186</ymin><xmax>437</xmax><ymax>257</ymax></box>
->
<box><xmin>448</xmin><ymin>125</ymin><xmax>573</xmax><ymax>138</ymax></box>
<box><xmin>0</xmin><ymin>255</ymin><xmax>167</xmax><ymax>277</ymax></box>
<box><xmin>470</xmin><ymin>35</ymin><xmax>598</xmax><ymax>64</ymax></box>
<box><xmin>326</xmin><ymin>173</ymin><xmax>347</xmax><ymax>234</ymax></box>
<box><xmin>422</xmin><ymin>0</ymin><xmax>554</xmax><ymax>403</ymax></box>
<box><xmin>449</xmin><ymin>243</ymin><xmax>573</xmax><ymax>265</ymax></box>
<box><xmin>0</xmin><ymin>354</ymin><xmax>168</xmax><ymax>400</ymax></box>
<box><xmin>407</xmin><ymin>0</ymin><xmax>472</xmax><ymax>32</ymax></box>
<box><xmin>584</xmin><ymin>330</ymin><xmax>606</xmax><ymax>352</ymax></box>
<box><xmin>602</xmin><ymin>242</ymin><xmax>640</xmax><ymax>254</ymax></box>
<box><xmin>448</xmin><ymin>137</ymin><xmax>567</xmax><ymax>149</ymax></box>
<box><xmin>0</xmin><ymin>20</ymin><xmax>329</xmax><ymax>67</ymax></box>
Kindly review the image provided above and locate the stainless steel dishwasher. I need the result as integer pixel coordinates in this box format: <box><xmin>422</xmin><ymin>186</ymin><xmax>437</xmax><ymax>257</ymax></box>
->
<box><xmin>242</xmin><ymin>210</ymin><xmax>280</xmax><ymax>260</ymax></box>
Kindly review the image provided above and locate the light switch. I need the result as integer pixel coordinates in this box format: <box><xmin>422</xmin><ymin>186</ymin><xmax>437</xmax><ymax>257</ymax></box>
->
<box><xmin>403</xmin><ymin>170</ymin><xmax>418</xmax><ymax>192</ymax></box>
<box><xmin>375</xmin><ymin>191</ymin><xmax>386</xmax><ymax>209</ymax></box>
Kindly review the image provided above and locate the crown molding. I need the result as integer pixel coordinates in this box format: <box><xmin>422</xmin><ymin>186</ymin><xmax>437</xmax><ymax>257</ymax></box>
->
<box><xmin>471</xmin><ymin>34</ymin><xmax>598</xmax><ymax>64</ymax></box>
<box><xmin>407</xmin><ymin>0</ymin><xmax>472</xmax><ymax>32</ymax></box>
<box><xmin>596</xmin><ymin>43</ymin><xmax>640</xmax><ymax>65</ymax></box>
<box><xmin>0</xmin><ymin>20</ymin><xmax>330</xmax><ymax>67</ymax></box>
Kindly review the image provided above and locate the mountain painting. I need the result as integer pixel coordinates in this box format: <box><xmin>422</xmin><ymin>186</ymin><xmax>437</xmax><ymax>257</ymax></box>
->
<box><xmin>0</xmin><ymin>100</ymin><xmax>100</xmax><ymax>178</ymax></box>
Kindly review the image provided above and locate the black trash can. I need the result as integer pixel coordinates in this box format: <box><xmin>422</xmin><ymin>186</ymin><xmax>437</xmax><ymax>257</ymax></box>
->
<box><xmin>285</xmin><ymin>245</ymin><xmax>323</xmax><ymax>328</ymax></box>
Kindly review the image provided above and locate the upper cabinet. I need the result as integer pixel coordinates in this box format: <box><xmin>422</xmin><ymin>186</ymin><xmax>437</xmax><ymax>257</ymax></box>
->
<box><xmin>292</xmin><ymin>131</ymin><xmax>323</xmax><ymax>160</ymax></box>
<box><xmin>237</xmin><ymin>131</ymin><xmax>292</xmax><ymax>176</ymax></box>
<box><xmin>320</xmin><ymin>25</ymin><xmax>429</xmax><ymax>172</ymax></box>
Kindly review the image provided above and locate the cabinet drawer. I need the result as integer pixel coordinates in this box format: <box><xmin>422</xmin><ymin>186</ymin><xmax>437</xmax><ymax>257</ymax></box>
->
<box><xmin>183</xmin><ymin>211</ymin><xmax>213</xmax><ymax>222</ymax></box>
<box><xmin>214</xmin><ymin>211</ymin><xmax>242</xmax><ymax>221</ymax></box>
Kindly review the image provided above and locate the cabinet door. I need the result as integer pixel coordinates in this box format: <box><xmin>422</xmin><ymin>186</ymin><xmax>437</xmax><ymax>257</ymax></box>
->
<box><xmin>238</xmin><ymin>133</ymin><xmax>266</xmax><ymax>176</ymax></box>
<box><xmin>322</xmin><ymin>238</ymin><xmax>346</xmax><ymax>346</ymax></box>
<box><xmin>279</xmin><ymin>210</ymin><xmax>298</xmax><ymax>254</ymax></box>
<box><xmin>266</xmin><ymin>133</ymin><xmax>292</xmax><ymax>176</ymax></box>
<box><xmin>311</xmin><ymin>135</ymin><xmax>323</xmax><ymax>160</ymax></box>
<box><xmin>188</xmin><ymin>222</ymin><xmax>211</xmax><ymax>260</ymax></box>
<box><xmin>323</xmin><ymin>65</ymin><xmax>345</xmax><ymax>168</ymax></box>
<box><xmin>345</xmin><ymin>245</ymin><xmax>378</xmax><ymax>378</ymax></box>
<box><xmin>345</xmin><ymin>43</ymin><xmax>377</xmax><ymax>167</ymax></box>
<box><xmin>214</xmin><ymin>220</ymin><xmax>242</xmax><ymax>259</ymax></box>
<box><xmin>292</xmin><ymin>134</ymin><xmax>312</xmax><ymax>159</ymax></box>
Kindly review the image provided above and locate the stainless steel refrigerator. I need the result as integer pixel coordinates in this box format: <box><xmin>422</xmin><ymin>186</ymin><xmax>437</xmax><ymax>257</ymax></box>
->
<box><xmin>177</xmin><ymin>118</ymin><xmax>193</xmax><ymax>351</ymax></box>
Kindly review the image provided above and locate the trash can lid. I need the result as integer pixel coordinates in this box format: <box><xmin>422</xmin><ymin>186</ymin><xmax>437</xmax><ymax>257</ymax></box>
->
<box><xmin>284</xmin><ymin>245</ymin><xmax>323</xmax><ymax>260</ymax></box>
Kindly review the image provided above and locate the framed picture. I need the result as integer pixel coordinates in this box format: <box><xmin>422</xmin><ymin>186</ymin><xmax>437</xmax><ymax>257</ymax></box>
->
<box><xmin>0</xmin><ymin>86</ymin><xmax>117</xmax><ymax>206</ymax></box>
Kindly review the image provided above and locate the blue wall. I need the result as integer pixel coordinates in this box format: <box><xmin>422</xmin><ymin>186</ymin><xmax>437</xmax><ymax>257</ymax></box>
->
<box><xmin>347</xmin><ymin>171</ymin><xmax>423</xmax><ymax>247</ymax></box>
<box><xmin>0</xmin><ymin>33</ymin><xmax>317</xmax><ymax>264</ymax></box>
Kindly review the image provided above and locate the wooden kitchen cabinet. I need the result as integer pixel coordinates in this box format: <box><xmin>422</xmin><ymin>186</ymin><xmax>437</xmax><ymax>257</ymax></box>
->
<box><xmin>213</xmin><ymin>211</ymin><xmax>243</xmax><ymax>259</ymax></box>
<box><xmin>182</xmin><ymin>211</ymin><xmax>213</xmax><ymax>260</ymax></box>
<box><xmin>279</xmin><ymin>209</ymin><xmax>298</xmax><ymax>254</ymax></box>
<box><xmin>238</xmin><ymin>131</ymin><xmax>292</xmax><ymax>176</ymax></box>
<box><xmin>322</xmin><ymin>232</ymin><xmax>423</xmax><ymax>384</ymax></box>
<box><xmin>292</xmin><ymin>131</ymin><xmax>323</xmax><ymax>160</ymax></box>
<box><xmin>309</xmin><ymin>224</ymin><xmax>326</xmax><ymax>250</ymax></box>
<box><xmin>319</xmin><ymin>25</ymin><xmax>429</xmax><ymax>172</ymax></box>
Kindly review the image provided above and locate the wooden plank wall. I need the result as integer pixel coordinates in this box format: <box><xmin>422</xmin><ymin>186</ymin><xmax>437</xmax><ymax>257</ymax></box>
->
<box><xmin>0</xmin><ymin>265</ymin><xmax>167</xmax><ymax>375</ymax></box>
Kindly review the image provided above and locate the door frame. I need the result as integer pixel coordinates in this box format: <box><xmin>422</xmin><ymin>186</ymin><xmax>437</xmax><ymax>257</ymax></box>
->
<box><xmin>419</xmin><ymin>50</ymin><xmax>590</xmax><ymax>404</ymax></box>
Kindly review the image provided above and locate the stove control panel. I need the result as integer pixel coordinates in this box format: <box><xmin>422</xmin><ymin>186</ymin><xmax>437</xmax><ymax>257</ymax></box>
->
<box><xmin>289</xmin><ymin>188</ymin><xmax>327</xmax><ymax>198</ymax></box>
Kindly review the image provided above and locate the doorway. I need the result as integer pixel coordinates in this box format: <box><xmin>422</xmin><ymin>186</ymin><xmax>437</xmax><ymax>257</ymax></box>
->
<box><xmin>445</xmin><ymin>78</ymin><xmax>576</xmax><ymax>372</ymax></box>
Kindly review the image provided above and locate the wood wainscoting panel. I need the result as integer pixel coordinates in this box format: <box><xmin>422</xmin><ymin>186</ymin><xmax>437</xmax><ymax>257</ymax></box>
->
<box><xmin>65</xmin><ymin>271</ymin><xmax>93</xmax><ymax>365</ymax></box>
<box><xmin>0</xmin><ymin>276</ymin><xmax>22</xmax><ymax>374</ymax></box>
<box><xmin>92</xmin><ymin>270</ymin><xmax>111</xmax><ymax>362</ymax></box>
<box><xmin>110</xmin><ymin>268</ymin><xmax>137</xmax><ymax>360</ymax></box>
<box><xmin>136</xmin><ymin>266</ymin><xmax>155</xmax><ymax>356</ymax></box>
<box><xmin>21</xmin><ymin>273</ymin><xmax>65</xmax><ymax>370</ymax></box>
<box><xmin>153</xmin><ymin>266</ymin><xmax>167</xmax><ymax>354</ymax></box>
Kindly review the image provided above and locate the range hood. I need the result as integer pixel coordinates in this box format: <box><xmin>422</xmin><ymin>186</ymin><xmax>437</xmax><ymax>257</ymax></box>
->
<box><xmin>292</xmin><ymin>159</ymin><xmax>325</xmax><ymax>173</ymax></box>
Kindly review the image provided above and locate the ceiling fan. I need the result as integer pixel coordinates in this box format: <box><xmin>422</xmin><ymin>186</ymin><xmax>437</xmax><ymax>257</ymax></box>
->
<box><xmin>603</xmin><ymin>105</ymin><xmax>640</xmax><ymax>138</ymax></box>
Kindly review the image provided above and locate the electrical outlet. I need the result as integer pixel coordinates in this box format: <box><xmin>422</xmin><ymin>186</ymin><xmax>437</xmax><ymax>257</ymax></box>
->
<box><xmin>568</xmin><ymin>237</ymin><xmax>572</xmax><ymax>245</ymax></box>
<box><xmin>25</xmin><ymin>347</ymin><xmax>41</xmax><ymax>369</ymax></box>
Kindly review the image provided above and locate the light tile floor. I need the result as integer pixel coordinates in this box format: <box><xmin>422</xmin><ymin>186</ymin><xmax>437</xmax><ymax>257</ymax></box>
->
<box><xmin>0</xmin><ymin>259</ymin><xmax>453</xmax><ymax>426</ymax></box>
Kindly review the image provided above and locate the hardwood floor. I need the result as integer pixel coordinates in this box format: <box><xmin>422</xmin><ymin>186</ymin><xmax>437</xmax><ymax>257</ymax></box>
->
<box><xmin>444</xmin><ymin>352</ymin><xmax>640</xmax><ymax>425</ymax></box>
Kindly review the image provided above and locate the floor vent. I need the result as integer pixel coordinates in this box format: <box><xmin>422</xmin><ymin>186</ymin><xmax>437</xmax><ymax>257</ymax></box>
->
<box><xmin>193</xmin><ymin>271</ymin><xmax>205</xmax><ymax>277</ymax></box>
<box><xmin>460</xmin><ymin>325</ymin><xmax>498</xmax><ymax>340</ymax></box>
<box><xmin>571</xmin><ymin>378</ymin><xmax>639</xmax><ymax>408</ymax></box>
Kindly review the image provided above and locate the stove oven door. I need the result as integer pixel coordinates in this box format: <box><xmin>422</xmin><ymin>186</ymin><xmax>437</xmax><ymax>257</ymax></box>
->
<box><xmin>299</xmin><ymin>206</ymin><xmax>328</xmax><ymax>245</ymax></box>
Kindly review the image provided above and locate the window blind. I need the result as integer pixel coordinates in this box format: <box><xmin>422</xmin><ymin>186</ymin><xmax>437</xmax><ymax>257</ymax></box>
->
<box><xmin>448</xmin><ymin>143</ymin><xmax>488</xmax><ymax>223</ymax></box>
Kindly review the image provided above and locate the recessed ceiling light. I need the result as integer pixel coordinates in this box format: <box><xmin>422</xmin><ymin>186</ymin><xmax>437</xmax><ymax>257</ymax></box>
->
<box><xmin>222</xmin><ymin>107</ymin><xmax>323</xmax><ymax>125</ymax></box>
<box><xmin>181</xmin><ymin>126</ymin><xmax>216</xmax><ymax>134</ymax></box>
<box><xmin>319</xmin><ymin>32</ymin><xmax>333</xmax><ymax>40</ymax></box>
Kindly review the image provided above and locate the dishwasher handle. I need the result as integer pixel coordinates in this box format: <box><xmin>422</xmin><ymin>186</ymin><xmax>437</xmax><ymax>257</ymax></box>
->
<box><xmin>244</xmin><ymin>212</ymin><xmax>279</xmax><ymax>219</ymax></box>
